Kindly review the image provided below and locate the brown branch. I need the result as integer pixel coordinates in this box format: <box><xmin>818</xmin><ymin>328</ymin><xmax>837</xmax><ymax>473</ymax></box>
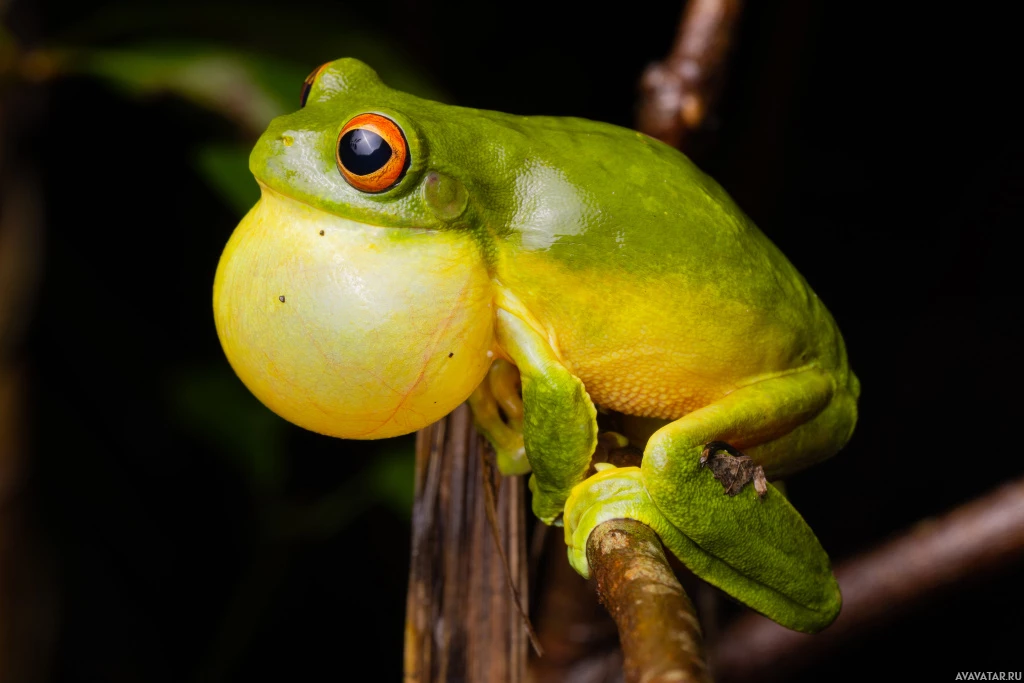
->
<box><xmin>532</xmin><ymin>437</ymin><xmax>710</xmax><ymax>683</ymax></box>
<box><xmin>404</xmin><ymin>405</ymin><xmax>529</xmax><ymax>682</ymax></box>
<box><xmin>636</xmin><ymin>0</ymin><xmax>744</xmax><ymax>149</ymax></box>
<box><xmin>590</xmin><ymin>519</ymin><xmax>712</xmax><ymax>683</ymax></box>
<box><xmin>529</xmin><ymin>439</ymin><xmax>644</xmax><ymax>683</ymax></box>
<box><xmin>709</xmin><ymin>476</ymin><xmax>1024</xmax><ymax>682</ymax></box>
<box><xmin>1</xmin><ymin>61</ymin><xmax>53</xmax><ymax>683</ymax></box>
<box><xmin>529</xmin><ymin>528</ymin><xmax>621</xmax><ymax>683</ymax></box>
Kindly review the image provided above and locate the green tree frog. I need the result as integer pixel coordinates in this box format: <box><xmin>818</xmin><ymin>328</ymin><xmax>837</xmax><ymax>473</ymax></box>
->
<box><xmin>213</xmin><ymin>58</ymin><xmax>859</xmax><ymax>633</ymax></box>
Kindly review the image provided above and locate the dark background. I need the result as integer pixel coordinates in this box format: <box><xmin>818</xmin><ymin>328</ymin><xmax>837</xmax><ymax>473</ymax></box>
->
<box><xmin>2</xmin><ymin>0</ymin><xmax>1021</xmax><ymax>681</ymax></box>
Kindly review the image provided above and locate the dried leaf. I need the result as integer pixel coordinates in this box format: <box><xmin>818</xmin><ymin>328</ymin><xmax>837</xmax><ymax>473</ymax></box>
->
<box><xmin>699</xmin><ymin>442</ymin><xmax>768</xmax><ymax>498</ymax></box>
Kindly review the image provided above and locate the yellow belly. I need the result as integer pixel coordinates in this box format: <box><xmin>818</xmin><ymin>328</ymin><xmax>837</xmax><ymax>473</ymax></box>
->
<box><xmin>496</xmin><ymin>253</ymin><xmax>821</xmax><ymax>421</ymax></box>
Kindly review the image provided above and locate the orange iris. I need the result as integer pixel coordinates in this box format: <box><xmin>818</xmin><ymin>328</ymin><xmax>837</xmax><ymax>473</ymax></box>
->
<box><xmin>336</xmin><ymin>114</ymin><xmax>409</xmax><ymax>193</ymax></box>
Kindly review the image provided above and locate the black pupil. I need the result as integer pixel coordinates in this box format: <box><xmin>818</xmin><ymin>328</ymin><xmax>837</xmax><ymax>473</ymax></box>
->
<box><xmin>339</xmin><ymin>129</ymin><xmax>392</xmax><ymax>176</ymax></box>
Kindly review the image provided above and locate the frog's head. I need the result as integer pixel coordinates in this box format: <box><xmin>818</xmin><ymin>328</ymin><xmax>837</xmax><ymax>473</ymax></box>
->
<box><xmin>213</xmin><ymin>58</ymin><xmax>507</xmax><ymax>439</ymax></box>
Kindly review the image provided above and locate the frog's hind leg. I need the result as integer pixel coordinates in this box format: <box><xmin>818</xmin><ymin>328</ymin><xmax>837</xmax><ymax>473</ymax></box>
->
<box><xmin>565</xmin><ymin>369</ymin><xmax>855</xmax><ymax>633</ymax></box>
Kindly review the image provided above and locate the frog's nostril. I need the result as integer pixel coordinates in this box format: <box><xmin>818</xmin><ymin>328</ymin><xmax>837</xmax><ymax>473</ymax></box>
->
<box><xmin>280</xmin><ymin>134</ymin><xmax>294</xmax><ymax>147</ymax></box>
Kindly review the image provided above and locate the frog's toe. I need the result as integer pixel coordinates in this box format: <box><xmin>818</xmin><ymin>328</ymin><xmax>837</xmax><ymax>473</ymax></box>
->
<box><xmin>563</xmin><ymin>465</ymin><xmax>664</xmax><ymax>578</ymax></box>
<box><xmin>528</xmin><ymin>476</ymin><xmax>569</xmax><ymax>526</ymax></box>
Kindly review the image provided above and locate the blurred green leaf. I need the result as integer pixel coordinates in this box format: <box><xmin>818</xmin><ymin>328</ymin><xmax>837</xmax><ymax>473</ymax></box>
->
<box><xmin>195</xmin><ymin>144</ymin><xmax>258</xmax><ymax>216</ymax></box>
<box><xmin>51</xmin><ymin>4</ymin><xmax>446</xmax><ymax>102</ymax></box>
<box><xmin>57</xmin><ymin>44</ymin><xmax>301</xmax><ymax>135</ymax></box>
<box><xmin>168</xmin><ymin>366</ymin><xmax>287</xmax><ymax>494</ymax></box>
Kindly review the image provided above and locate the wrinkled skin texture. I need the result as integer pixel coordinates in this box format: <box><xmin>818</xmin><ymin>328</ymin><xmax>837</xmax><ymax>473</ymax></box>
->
<box><xmin>214</xmin><ymin>58</ymin><xmax>859</xmax><ymax>633</ymax></box>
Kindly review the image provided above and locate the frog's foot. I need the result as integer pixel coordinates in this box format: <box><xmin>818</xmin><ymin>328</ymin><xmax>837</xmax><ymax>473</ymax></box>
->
<box><xmin>566</xmin><ymin>460</ymin><xmax>841</xmax><ymax>634</ymax></box>
<box><xmin>700</xmin><ymin>441</ymin><xmax>768</xmax><ymax>498</ymax></box>
<box><xmin>528</xmin><ymin>432</ymin><xmax>641</xmax><ymax>528</ymax></box>
<box><xmin>529</xmin><ymin>476</ymin><xmax>570</xmax><ymax>526</ymax></box>
<box><xmin>563</xmin><ymin>464</ymin><xmax>688</xmax><ymax>577</ymax></box>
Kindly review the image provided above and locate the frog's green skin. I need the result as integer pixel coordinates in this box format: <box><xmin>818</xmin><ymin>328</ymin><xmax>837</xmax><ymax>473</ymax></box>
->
<box><xmin>213</xmin><ymin>58</ymin><xmax>859</xmax><ymax>634</ymax></box>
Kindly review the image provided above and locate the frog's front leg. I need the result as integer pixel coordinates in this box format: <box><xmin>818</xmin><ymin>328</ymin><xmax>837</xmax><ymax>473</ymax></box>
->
<box><xmin>565</xmin><ymin>370</ymin><xmax>847</xmax><ymax>633</ymax></box>
<box><xmin>468</xmin><ymin>359</ymin><xmax>530</xmax><ymax>475</ymax></box>
<box><xmin>479</xmin><ymin>309</ymin><xmax>597</xmax><ymax>524</ymax></box>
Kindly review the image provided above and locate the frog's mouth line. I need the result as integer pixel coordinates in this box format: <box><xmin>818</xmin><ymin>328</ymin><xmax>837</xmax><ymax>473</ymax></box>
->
<box><xmin>254</xmin><ymin>181</ymin><xmax>431</xmax><ymax>233</ymax></box>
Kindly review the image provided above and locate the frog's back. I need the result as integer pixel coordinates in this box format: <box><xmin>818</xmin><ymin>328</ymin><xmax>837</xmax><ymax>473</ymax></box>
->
<box><xmin>490</xmin><ymin>116</ymin><xmax>853</xmax><ymax>420</ymax></box>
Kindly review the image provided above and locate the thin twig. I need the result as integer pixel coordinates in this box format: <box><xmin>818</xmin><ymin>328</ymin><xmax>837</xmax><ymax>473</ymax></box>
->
<box><xmin>710</xmin><ymin>476</ymin><xmax>1024</xmax><ymax>682</ymax></box>
<box><xmin>636</xmin><ymin>0</ymin><xmax>744</xmax><ymax>149</ymax></box>
<box><xmin>589</xmin><ymin>519</ymin><xmax>711</xmax><ymax>683</ymax></box>
<box><xmin>479</xmin><ymin>450</ymin><xmax>543</xmax><ymax>655</ymax></box>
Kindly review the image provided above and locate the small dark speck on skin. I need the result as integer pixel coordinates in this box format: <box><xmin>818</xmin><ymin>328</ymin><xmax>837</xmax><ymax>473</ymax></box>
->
<box><xmin>319</xmin><ymin>230</ymin><xmax>325</xmax><ymax>236</ymax></box>
<box><xmin>448</xmin><ymin>352</ymin><xmax>454</xmax><ymax>358</ymax></box>
<box><xmin>278</xmin><ymin>296</ymin><xmax>286</xmax><ymax>303</ymax></box>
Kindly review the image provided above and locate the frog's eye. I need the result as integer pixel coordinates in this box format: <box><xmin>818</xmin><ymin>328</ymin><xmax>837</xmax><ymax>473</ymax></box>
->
<box><xmin>299</xmin><ymin>63</ymin><xmax>329</xmax><ymax>107</ymax></box>
<box><xmin>336</xmin><ymin>113</ymin><xmax>409</xmax><ymax>193</ymax></box>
